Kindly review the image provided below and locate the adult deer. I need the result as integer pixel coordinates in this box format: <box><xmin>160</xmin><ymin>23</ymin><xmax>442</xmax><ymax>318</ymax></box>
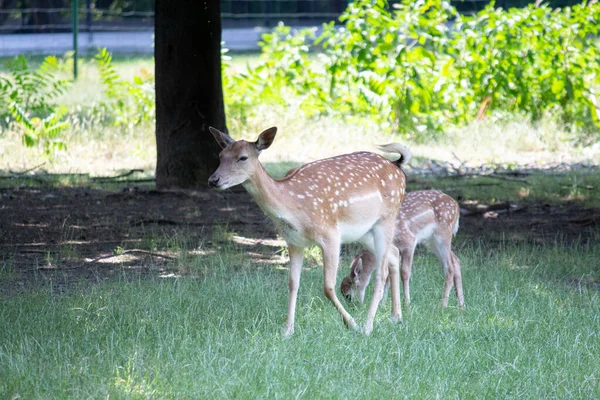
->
<box><xmin>341</xmin><ymin>190</ymin><xmax>464</xmax><ymax>310</ymax></box>
<box><xmin>208</xmin><ymin>127</ymin><xmax>410</xmax><ymax>336</ymax></box>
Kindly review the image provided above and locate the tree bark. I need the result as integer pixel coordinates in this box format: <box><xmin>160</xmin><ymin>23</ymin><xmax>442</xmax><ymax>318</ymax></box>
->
<box><xmin>155</xmin><ymin>0</ymin><xmax>227</xmax><ymax>189</ymax></box>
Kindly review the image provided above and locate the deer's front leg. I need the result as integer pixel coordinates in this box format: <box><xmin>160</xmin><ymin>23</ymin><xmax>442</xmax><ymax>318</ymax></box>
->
<box><xmin>283</xmin><ymin>244</ymin><xmax>304</xmax><ymax>338</ymax></box>
<box><xmin>321</xmin><ymin>239</ymin><xmax>359</xmax><ymax>332</ymax></box>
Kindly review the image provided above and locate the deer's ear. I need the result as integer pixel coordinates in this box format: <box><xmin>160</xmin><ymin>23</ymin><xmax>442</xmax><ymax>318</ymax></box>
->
<box><xmin>255</xmin><ymin>127</ymin><xmax>277</xmax><ymax>152</ymax></box>
<box><xmin>209</xmin><ymin>126</ymin><xmax>235</xmax><ymax>149</ymax></box>
<box><xmin>352</xmin><ymin>258</ymin><xmax>363</xmax><ymax>278</ymax></box>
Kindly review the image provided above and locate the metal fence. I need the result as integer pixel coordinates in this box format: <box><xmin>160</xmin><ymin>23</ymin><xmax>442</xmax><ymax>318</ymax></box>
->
<box><xmin>0</xmin><ymin>0</ymin><xmax>586</xmax><ymax>56</ymax></box>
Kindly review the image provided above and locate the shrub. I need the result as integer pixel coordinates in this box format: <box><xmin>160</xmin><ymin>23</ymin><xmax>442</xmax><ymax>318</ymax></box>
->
<box><xmin>95</xmin><ymin>48</ymin><xmax>155</xmax><ymax>127</ymax></box>
<box><xmin>229</xmin><ymin>0</ymin><xmax>600</xmax><ymax>142</ymax></box>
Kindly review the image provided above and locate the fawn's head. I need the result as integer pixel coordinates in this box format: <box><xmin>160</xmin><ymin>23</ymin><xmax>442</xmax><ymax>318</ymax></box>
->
<box><xmin>341</xmin><ymin>254</ymin><xmax>364</xmax><ymax>302</ymax></box>
<box><xmin>208</xmin><ymin>126</ymin><xmax>277</xmax><ymax>190</ymax></box>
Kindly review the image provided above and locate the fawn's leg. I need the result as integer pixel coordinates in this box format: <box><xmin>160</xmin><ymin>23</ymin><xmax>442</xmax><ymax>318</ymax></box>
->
<box><xmin>451</xmin><ymin>251</ymin><xmax>465</xmax><ymax>310</ymax></box>
<box><xmin>399</xmin><ymin>245</ymin><xmax>416</xmax><ymax>307</ymax></box>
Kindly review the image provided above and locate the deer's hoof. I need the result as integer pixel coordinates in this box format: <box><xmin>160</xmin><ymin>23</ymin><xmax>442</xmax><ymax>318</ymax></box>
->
<box><xmin>282</xmin><ymin>325</ymin><xmax>294</xmax><ymax>339</ymax></box>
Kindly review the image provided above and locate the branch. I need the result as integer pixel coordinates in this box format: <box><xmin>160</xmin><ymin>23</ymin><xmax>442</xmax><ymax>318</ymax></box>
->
<box><xmin>8</xmin><ymin>162</ymin><xmax>47</xmax><ymax>175</ymax></box>
<box><xmin>485</xmin><ymin>173</ymin><xmax>529</xmax><ymax>183</ymax></box>
<box><xmin>91</xmin><ymin>169</ymin><xmax>145</xmax><ymax>182</ymax></box>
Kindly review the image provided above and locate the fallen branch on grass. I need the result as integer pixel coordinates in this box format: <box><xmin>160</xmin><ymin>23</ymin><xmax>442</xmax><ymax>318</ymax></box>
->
<box><xmin>427</xmin><ymin>159</ymin><xmax>529</xmax><ymax>183</ymax></box>
<box><xmin>91</xmin><ymin>169</ymin><xmax>145</xmax><ymax>182</ymax></box>
<box><xmin>129</xmin><ymin>218</ymin><xmax>181</xmax><ymax>226</ymax></box>
<box><xmin>484</xmin><ymin>173</ymin><xmax>529</xmax><ymax>183</ymax></box>
<box><xmin>568</xmin><ymin>214</ymin><xmax>600</xmax><ymax>227</ymax></box>
<box><xmin>9</xmin><ymin>163</ymin><xmax>47</xmax><ymax>175</ymax></box>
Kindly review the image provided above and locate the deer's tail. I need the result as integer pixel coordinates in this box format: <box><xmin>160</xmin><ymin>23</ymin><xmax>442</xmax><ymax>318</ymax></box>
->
<box><xmin>377</xmin><ymin>143</ymin><xmax>412</xmax><ymax>167</ymax></box>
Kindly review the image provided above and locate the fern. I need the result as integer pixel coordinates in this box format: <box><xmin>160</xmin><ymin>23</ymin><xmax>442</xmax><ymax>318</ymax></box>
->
<box><xmin>1</xmin><ymin>55</ymin><xmax>70</xmax><ymax>153</ymax></box>
<box><xmin>95</xmin><ymin>48</ymin><xmax>155</xmax><ymax>126</ymax></box>
<box><xmin>96</xmin><ymin>48</ymin><xmax>125</xmax><ymax>101</ymax></box>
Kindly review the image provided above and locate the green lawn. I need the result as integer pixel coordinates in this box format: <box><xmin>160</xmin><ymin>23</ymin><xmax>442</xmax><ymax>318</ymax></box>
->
<box><xmin>1</xmin><ymin>238</ymin><xmax>599</xmax><ymax>398</ymax></box>
<box><xmin>1</xmin><ymin>52</ymin><xmax>599</xmax><ymax>399</ymax></box>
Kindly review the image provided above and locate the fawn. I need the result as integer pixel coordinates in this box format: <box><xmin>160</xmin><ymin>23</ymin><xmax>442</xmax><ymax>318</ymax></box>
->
<box><xmin>341</xmin><ymin>190</ymin><xmax>464</xmax><ymax>310</ymax></box>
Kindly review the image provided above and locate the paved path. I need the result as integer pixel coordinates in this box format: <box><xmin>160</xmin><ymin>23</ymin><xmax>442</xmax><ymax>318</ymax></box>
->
<box><xmin>0</xmin><ymin>28</ymin><xmax>273</xmax><ymax>56</ymax></box>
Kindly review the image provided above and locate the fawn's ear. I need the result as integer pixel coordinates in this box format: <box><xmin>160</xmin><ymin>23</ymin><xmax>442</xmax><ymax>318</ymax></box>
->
<box><xmin>351</xmin><ymin>258</ymin><xmax>363</xmax><ymax>279</ymax></box>
<box><xmin>209</xmin><ymin>126</ymin><xmax>235</xmax><ymax>149</ymax></box>
<box><xmin>255</xmin><ymin>127</ymin><xmax>277</xmax><ymax>152</ymax></box>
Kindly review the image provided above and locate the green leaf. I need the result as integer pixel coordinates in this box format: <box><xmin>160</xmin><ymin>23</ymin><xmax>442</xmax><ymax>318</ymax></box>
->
<box><xmin>551</xmin><ymin>80</ymin><xmax>565</xmax><ymax>95</ymax></box>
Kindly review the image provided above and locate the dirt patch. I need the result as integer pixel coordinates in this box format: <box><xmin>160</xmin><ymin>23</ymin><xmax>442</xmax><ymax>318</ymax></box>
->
<box><xmin>1</xmin><ymin>184</ymin><xmax>598</xmax><ymax>296</ymax></box>
<box><xmin>458</xmin><ymin>199</ymin><xmax>599</xmax><ymax>245</ymax></box>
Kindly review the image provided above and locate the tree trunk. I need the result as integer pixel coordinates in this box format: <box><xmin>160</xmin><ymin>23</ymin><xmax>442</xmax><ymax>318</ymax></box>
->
<box><xmin>155</xmin><ymin>0</ymin><xmax>227</xmax><ymax>189</ymax></box>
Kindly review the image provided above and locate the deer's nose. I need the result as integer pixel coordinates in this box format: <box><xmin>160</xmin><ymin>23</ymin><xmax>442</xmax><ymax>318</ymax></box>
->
<box><xmin>208</xmin><ymin>175</ymin><xmax>220</xmax><ymax>188</ymax></box>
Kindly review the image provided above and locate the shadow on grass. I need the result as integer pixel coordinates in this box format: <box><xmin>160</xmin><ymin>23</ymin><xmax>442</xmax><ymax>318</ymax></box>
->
<box><xmin>0</xmin><ymin>160</ymin><xmax>598</xmax><ymax>296</ymax></box>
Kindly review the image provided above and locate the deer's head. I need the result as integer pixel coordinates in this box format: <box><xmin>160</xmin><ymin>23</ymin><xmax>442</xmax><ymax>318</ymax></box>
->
<box><xmin>341</xmin><ymin>254</ymin><xmax>364</xmax><ymax>302</ymax></box>
<box><xmin>208</xmin><ymin>127</ymin><xmax>277</xmax><ymax>190</ymax></box>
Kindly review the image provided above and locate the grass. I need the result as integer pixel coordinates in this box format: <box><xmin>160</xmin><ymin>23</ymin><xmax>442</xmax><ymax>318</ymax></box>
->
<box><xmin>1</xmin><ymin>239</ymin><xmax>599</xmax><ymax>398</ymax></box>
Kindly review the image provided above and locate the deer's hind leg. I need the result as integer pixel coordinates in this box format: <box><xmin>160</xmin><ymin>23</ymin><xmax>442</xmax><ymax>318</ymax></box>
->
<box><xmin>321</xmin><ymin>236</ymin><xmax>359</xmax><ymax>331</ymax></box>
<box><xmin>430</xmin><ymin>234</ymin><xmax>456</xmax><ymax>309</ymax></box>
<box><xmin>364</xmin><ymin>219</ymin><xmax>400</xmax><ymax>335</ymax></box>
<box><xmin>451</xmin><ymin>251</ymin><xmax>465</xmax><ymax>310</ymax></box>
<box><xmin>398</xmin><ymin>243</ymin><xmax>416</xmax><ymax>307</ymax></box>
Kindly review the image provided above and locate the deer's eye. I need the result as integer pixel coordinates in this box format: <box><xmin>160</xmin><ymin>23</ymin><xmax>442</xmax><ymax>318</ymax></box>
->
<box><xmin>237</xmin><ymin>155</ymin><xmax>248</xmax><ymax>162</ymax></box>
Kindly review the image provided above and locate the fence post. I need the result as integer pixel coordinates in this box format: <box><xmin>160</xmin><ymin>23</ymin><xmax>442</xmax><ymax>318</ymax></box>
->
<box><xmin>86</xmin><ymin>0</ymin><xmax>92</xmax><ymax>33</ymax></box>
<box><xmin>73</xmin><ymin>0</ymin><xmax>79</xmax><ymax>80</ymax></box>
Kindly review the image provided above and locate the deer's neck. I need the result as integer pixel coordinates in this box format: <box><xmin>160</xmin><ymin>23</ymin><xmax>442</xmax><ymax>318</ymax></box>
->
<box><xmin>243</xmin><ymin>163</ymin><xmax>289</xmax><ymax>220</ymax></box>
